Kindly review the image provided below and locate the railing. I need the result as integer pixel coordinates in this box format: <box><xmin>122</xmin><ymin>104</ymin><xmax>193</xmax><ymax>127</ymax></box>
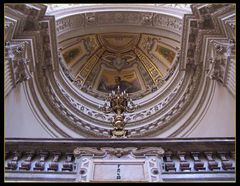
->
<box><xmin>5</xmin><ymin>138</ymin><xmax>235</xmax><ymax>182</ymax></box>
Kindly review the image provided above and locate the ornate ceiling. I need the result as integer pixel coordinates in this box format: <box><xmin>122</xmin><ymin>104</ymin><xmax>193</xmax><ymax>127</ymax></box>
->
<box><xmin>4</xmin><ymin>4</ymin><xmax>235</xmax><ymax>138</ymax></box>
<box><xmin>59</xmin><ymin>32</ymin><xmax>177</xmax><ymax>99</ymax></box>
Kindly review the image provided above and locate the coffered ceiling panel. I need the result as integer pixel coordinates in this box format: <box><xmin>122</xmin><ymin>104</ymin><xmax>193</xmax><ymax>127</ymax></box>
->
<box><xmin>59</xmin><ymin>33</ymin><xmax>177</xmax><ymax>98</ymax></box>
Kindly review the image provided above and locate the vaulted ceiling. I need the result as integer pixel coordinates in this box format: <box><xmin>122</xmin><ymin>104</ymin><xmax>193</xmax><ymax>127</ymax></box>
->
<box><xmin>54</xmin><ymin>8</ymin><xmax>183</xmax><ymax>100</ymax></box>
<box><xmin>59</xmin><ymin>32</ymin><xmax>177</xmax><ymax>99</ymax></box>
<box><xmin>4</xmin><ymin>4</ymin><xmax>235</xmax><ymax>138</ymax></box>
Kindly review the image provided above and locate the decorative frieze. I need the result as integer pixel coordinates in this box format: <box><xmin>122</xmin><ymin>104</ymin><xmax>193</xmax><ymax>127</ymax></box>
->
<box><xmin>59</xmin><ymin>58</ymin><xmax>74</xmax><ymax>81</ymax></box>
<box><xmin>141</xmin><ymin>13</ymin><xmax>153</xmax><ymax>26</ymax></box>
<box><xmin>5</xmin><ymin>138</ymin><xmax>235</xmax><ymax>182</ymax></box>
<box><xmin>5</xmin><ymin>150</ymin><xmax>76</xmax><ymax>173</ymax></box>
<box><xmin>85</xmin><ymin>13</ymin><xmax>96</xmax><ymax>25</ymax></box>
<box><xmin>45</xmin><ymin>72</ymin><xmax>196</xmax><ymax>138</ymax></box>
<box><xmin>55</xmin><ymin>75</ymin><xmax>183</xmax><ymax>123</ymax></box>
<box><xmin>19</xmin><ymin>151</ymin><xmax>35</xmax><ymax>171</ymax></box>
<box><xmin>56</xmin><ymin>14</ymin><xmax>84</xmax><ymax>35</ymax></box>
<box><xmin>62</xmin><ymin>153</ymin><xmax>74</xmax><ymax>172</ymax></box>
<box><xmin>34</xmin><ymin>151</ymin><xmax>49</xmax><ymax>171</ymax></box>
<box><xmin>74</xmin><ymin>147</ymin><xmax>106</xmax><ymax>158</ymax></box>
<box><xmin>48</xmin><ymin>152</ymin><xmax>61</xmax><ymax>171</ymax></box>
<box><xmin>6</xmin><ymin>149</ymin><xmax>235</xmax><ymax>173</ymax></box>
<box><xmin>46</xmin><ymin>84</ymin><xmax>110</xmax><ymax>137</ymax></box>
<box><xmin>6</xmin><ymin>151</ymin><xmax>22</xmax><ymax>170</ymax></box>
<box><xmin>191</xmin><ymin>152</ymin><xmax>206</xmax><ymax>171</ymax></box>
<box><xmin>55</xmin><ymin>11</ymin><xmax>182</xmax><ymax>35</ymax></box>
<box><xmin>101</xmin><ymin>147</ymin><xmax>135</xmax><ymax>158</ymax></box>
<box><xmin>153</xmin><ymin>14</ymin><xmax>182</xmax><ymax>33</ymax></box>
<box><xmin>218</xmin><ymin>152</ymin><xmax>235</xmax><ymax>171</ymax></box>
<box><xmin>177</xmin><ymin>152</ymin><xmax>191</xmax><ymax>171</ymax></box>
<box><xmin>204</xmin><ymin>152</ymin><xmax>220</xmax><ymax>171</ymax></box>
<box><xmin>164</xmin><ymin>152</ymin><xmax>176</xmax><ymax>172</ymax></box>
<box><xmin>74</xmin><ymin>147</ymin><xmax>165</xmax><ymax>159</ymax></box>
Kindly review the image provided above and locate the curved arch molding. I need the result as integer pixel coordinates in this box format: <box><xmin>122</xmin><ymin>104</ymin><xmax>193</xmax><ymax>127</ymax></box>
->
<box><xmin>5</xmin><ymin>4</ymin><xmax>235</xmax><ymax>138</ymax></box>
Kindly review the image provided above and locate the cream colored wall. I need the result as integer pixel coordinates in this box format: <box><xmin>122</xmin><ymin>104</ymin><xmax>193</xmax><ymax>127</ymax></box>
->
<box><xmin>187</xmin><ymin>83</ymin><xmax>235</xmax><ymax>137</ymax></box>
<box><xmin>5</xmin><ymin>84</ymin><xmax>53</xmax><ymax>138</ymax></box>
<box><xmin>5</xmin><ymin>80</ymin><xmax>235</xmax><ymax>138</ymax></box>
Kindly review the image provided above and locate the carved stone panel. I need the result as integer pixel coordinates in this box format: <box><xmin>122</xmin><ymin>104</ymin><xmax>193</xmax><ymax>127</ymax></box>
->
<box><xmin>74</xmin><ymin>147</ymin><xmax>164</xmax><ymax>182</ymax></box>
<box><xmin>90</xmin><ymin>160</ymin><xmax>148</xmax><ymax>182</ymax></box>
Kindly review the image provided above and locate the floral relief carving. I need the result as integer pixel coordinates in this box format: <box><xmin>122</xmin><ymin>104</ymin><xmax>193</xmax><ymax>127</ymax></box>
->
<box><xmin>153</xmin><ymin>14</ymin><xmax>182</xmax><ymax>33</ymax></box>
<box><xmin>55</xmin><ymin>11</ymin><xmax>182</xmax><ymax>36</ymax></box>
<box><xmin>73</xmin><ymin>147</ymin><xmax>164</xmax><ymax>158</ymax></box>
<box><xmin>55</xmin><ymin>73</ymin><xmax>184</xmax><ymax>125</ymax></box>
<box><xmin>56</xmin><ymin>17</ymin><xmax>72</xmax><ymax>34</ymax></box>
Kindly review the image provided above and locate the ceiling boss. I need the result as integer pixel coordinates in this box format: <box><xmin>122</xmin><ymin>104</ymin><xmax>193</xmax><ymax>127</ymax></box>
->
<box><xmin>99</xmin><ymin>86</ymin><xmax>139</xmax><ymax>138</ymax></box>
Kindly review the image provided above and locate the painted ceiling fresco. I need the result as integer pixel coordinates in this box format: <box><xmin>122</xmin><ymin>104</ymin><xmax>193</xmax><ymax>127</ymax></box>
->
<box><xmin>59</xmin><ymin>33</ymin><xmax>177</xmax><ymax>98</ymax></box>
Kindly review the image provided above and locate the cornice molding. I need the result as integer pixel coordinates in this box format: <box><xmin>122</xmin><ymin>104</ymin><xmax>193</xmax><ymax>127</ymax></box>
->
<box><xmin>46</xmin><ymin>4</ymin><xmax>191</xmax><ymax>19</ymax></box>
